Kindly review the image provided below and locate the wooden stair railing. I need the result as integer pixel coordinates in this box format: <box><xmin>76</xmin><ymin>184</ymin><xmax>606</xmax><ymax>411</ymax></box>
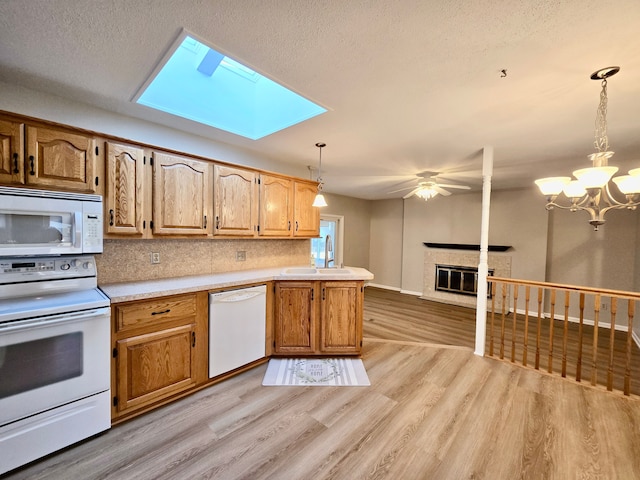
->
<box><xmin>487</xmin><ymin>277</ymin><xmax>640</xmax><ymax>396</ymax></box>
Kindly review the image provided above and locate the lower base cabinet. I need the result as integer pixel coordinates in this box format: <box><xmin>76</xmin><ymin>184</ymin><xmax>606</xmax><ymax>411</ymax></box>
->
<box><xmin>111</xmin><ymin>292</ymin><xmax>207</xmax><ymax>421</ymax></box>
<box><xmin>274</xmin><ymin>280</ymin><xmax>363</xmax><ymax>356</ymax></box>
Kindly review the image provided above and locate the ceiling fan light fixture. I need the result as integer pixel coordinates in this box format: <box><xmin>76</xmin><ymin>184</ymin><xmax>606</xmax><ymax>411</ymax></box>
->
<box><xmin>415</xmin><ymin>186</ymin><xmax>437</xmax><ymax>201</ymax></box>
<box><xmin>534</xmin><ymin>66</ymin><xmax>640</xmax><ymax>230</ymax></box>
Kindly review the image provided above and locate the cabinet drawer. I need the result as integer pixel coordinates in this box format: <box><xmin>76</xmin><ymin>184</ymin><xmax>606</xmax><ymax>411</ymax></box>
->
<box><xmin>115</xmin><ymin>294</ymin><xmax>197</xmax><ymax>332</ymax></box>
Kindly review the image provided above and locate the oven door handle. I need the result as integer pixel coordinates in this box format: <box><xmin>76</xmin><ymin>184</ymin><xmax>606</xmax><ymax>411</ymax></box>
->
<box><xmin>0</xmin><ymin>307</ymin><xmax>109</xmax><ymax>333</ymax></box>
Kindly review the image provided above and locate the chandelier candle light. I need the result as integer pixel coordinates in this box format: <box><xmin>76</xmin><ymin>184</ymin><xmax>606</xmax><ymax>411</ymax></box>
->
<box><xmin>312</xmin><ymin>142</ymin><xmax>328</xmax><ymax>207</ymax></box>
<box><xmin>534</xmin><ymin>66</ymin><xmax>640</xmax><ymax>230</ymax></box>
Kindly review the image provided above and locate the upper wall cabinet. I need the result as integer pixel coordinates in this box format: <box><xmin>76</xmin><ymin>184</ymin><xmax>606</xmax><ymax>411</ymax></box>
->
<box><xmin>105</xmin><ymin>142</ymin><xmax>146</xmax><ymax>236</ymax></box>
<box><xmin>259</xmin><ymin>174</ymin><xmax>293</xmax><ymax>237</ymax></box>
<box><xmin>25</xmin><ymin>125</ymin><xmax>97</xmax><ymax>193</ymax></box>
<box><xmin>0</xmin><ymin>119</ymin><xmax>24</xmax><ymax>185</ymax></box>
<box><xmin>213</xmin><ymin>165</ymin><xmax>257</xmax><ymax>236</ymax></box>
<box><xmin>152</xmin><ymin>152</ymin><xmax>212</xmax><ymax>236</ymax></box>
<box><xmin>293</xmin><ymin>180</ymin><xmax>320</xmax><ymax>237</ymax></box>
<box><xmin>0</xmin><ymin>118</ymin><xmax>98</xmax><ymax>193</ymax></box>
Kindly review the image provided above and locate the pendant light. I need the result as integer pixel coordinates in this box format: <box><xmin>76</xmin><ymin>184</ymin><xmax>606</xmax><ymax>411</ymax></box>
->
<box><xmin>312</xmin><ymin>142</ymin><xmax>328</xmax><ymax>207</ymax></box>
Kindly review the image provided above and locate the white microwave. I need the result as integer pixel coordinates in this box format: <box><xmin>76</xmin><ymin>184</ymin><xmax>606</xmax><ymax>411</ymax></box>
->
<box><xmin>0</xmin><ymin>186</ymin><xmax>103</xmax><ymax>257</ymax></box>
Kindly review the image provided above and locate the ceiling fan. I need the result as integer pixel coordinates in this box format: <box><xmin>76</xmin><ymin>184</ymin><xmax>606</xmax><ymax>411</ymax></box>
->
<box><xmin>390</xmin><ymin>173</ymin><xmax>471</xmax><ymax>200</ymax></box>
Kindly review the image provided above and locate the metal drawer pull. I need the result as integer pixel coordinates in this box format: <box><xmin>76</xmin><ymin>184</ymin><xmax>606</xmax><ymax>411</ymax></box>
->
<box><xmin>29</xmin><ymin>155</ymin><xmax>35</xmax><ymax>175</ymax></box>
<box><xmin>151</xmin><ymin>309</ymin><xmax>171</xmax><ymax>316</ymax></box>
<box><xmin>13</xmin><ymin>152</ymin><xmax>19</xmax><ymax>173</ymax></box>
<box><xmin>109</xmin><ymin>209</ymin><xmax>114</xmax><ymax>226</ymax></box>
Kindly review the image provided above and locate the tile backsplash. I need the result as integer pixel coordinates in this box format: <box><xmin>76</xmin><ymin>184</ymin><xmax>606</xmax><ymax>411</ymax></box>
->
<box><xmin>96</xmin><ymin>238</ymin><xmax>311</xmax><ymax>285</ymax></box>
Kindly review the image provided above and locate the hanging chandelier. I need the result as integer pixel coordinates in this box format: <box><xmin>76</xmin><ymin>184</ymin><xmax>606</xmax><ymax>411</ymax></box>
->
<box><xmin>312</xmin><ymin>142</ymin><xmax>328</xmax><ymax>207</ymax></box>
<box><xmin>534</xmin><ymin>66</ymin><xmax>640</xmax><ymax>230</ymax></box>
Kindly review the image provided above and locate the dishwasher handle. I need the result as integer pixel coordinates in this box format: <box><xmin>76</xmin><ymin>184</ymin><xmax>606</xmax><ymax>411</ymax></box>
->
<box><xmin>211</xmin><ymin>291</ymin><xmax>265</xmax><ymax>304</ymax></box>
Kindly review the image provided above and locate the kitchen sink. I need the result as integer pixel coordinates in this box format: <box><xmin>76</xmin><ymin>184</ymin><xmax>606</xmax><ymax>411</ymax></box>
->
<box><xmin>282</xmin><ymin>267</ymin><xmax>318</xmax><ymax>275</ymax></box>
<box><xmin>317</xmin><ymin>268</ymin><xmax>351</xmax><ymax>274</ymax></box>
<box><xmin>280</xmin><ymin>267</ymin><xmax>353</xmax><ymax>276</ymax></box>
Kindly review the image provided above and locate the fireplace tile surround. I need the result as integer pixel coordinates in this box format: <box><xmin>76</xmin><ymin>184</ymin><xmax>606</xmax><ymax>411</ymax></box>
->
<box><xmin>423</xmin><ymin>248</ymin><xmax>511</xmax><ymax>309</ymax></box>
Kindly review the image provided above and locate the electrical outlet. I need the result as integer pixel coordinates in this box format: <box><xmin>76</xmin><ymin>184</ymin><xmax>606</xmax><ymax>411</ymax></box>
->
<box><xmin>601</xmin><ymin>302</ymin><xmax>608</xmax><ymax>311</ymax></box>
<box><xmin>236</xmin><ymin>250</ymin><xmax>246</xmax><ymax>262</ymax></box>
<box><xmin>151</xmin><ymin>252</ymin><xmax>160</xmax><ymax>264</ymax></box>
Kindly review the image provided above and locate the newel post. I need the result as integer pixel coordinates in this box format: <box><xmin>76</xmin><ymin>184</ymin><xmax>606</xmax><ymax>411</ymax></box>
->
<box><xmin>475</xmin><ymin>146</ymin><xmax>493</xmax><ymax>356</ymax></box>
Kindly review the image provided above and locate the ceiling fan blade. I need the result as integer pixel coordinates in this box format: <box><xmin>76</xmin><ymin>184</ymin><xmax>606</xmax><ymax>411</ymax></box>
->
<box><xmin>402</xmin><ymin>187</ymin><xmax>422</xmax><ymax>199</ymax></box>
<box><xmin>436</xmin><ymin>183</ymin><xmax>471</xmax><ymax>190</ymax></box>
<box><xmin>388</xmin><ymin>185</ymin><xmax>418</xmax><ymax>194</ymax></box>
<box><xmin>433</xmin><ymin>186</ymin><xmax>452</xmax><ymax>196</ymax></box>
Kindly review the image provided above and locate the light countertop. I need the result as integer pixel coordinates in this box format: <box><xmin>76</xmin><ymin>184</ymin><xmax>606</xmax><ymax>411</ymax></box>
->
<box><xmin>99</xmin><ymin>266</ymin><xmax>374</xmax><ymax>303</ymax></box>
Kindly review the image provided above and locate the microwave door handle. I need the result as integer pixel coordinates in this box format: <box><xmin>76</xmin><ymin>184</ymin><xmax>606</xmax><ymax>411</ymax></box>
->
<box><xmin>73</xmin><ymin>211</ymin><xmax>82</xmax><ymax>248</ymax></box>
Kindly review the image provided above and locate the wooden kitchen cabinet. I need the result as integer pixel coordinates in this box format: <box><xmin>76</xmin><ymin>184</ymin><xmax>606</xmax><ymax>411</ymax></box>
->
<box><xmin>273</xmin><ymin>280</ymin><xmax>364</xmax><ymax>356</ymax></box>
<box><xmin>25</xmin><ymin>125</ymin><xmax>97</xmax><ymax>192</ymax></box>
<box><xmin>105</xmin><ymin>141</ymin><xmax>146</xmax><ymax>236</ymax></box>
<box><xmin>152</xmin><ymin>151</ymin><xmax>212</xmax><ymax>235</ymax></box>
<box><xmin>319</xmin><ymin>281</ymin><xmax>363</xmax><ymax>354</ymax></box>
<box><xmin>293</xmin><ymin>180</ymin><xmax>320</xmax><ymax>237</ymax></box>
<box><xmin>274</xmin><ymin>282</ymin><xmax>317</xmax><ymax>354</ymax></box>
<box><xmin>213</xmin><ymin>164</ymin><xmax>257</xmax><ymax>236</ymax></box>
<box><xmin>0</xmin><ymin>118</ymin><xmax>24</xmax><ymax>185</ymax></box>
<box><xmin>0</xmin><ymin>118</ymin><xmax>98</xmax><ymax>192</ymax></box>
<box><xmin>259</xmin><ymin>173</ymin><xmax>293</xmax><ymax>236</ymax></box>
<box><xmin>111</xmin><ymin>292</ymin><xmax>207</xmax><ymax>421</ymax></box>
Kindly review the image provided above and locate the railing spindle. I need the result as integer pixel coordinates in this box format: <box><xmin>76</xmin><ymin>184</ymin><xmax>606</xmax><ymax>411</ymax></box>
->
<box><xmin>511</xmin><ymin>284</ymin><xmax>518</xmax><ymax>362</ymax></box>
<box><xmin>624</xmin><ymin>300</ymin><xmax>635</xmax><ymax>396</ymax></box>
<box><xmin>607</xmin><ymin>297</ymin><xmax>617</xmax><ymax>391</ymax></box>
<box><xmin>591</xmin><ymin>294</ymin><xmax>601</xmax><ymax>386</ymax></box>
<box><xmin>562</xmin><ymin>291</ymin><xmax>570</xmax><ymax>378</ymax></box>
<box><xmin>576</xmin><ymin>292</ymin><xmax>585</xmax><ymax>383</ymax></box>
<box><xmin>500</xmin><ymin>283</ymin><xmax>508</xmax><ymax>359</ymax></box>
<box><xmin>489</xmin><ymin>281</ymin><xmax>496</xmax><ymax>357</ymax></box>
<box><xmin>535</xmin><ymin>287</ymin><xmax>543</xmax><ymax>370</ymax></box>
<box><xmin>523</xmin><ymin>286</ymin><xmax>531</xmax><ymax>367</ymax></box>
<box><xmin>548</xmin><ymin>289</ymin><xmax>556</xmax><ymax>374</ymax></box>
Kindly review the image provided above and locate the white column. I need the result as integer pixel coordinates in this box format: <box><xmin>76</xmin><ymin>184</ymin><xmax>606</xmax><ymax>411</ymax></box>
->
<box><xmin>475</xmin><ymin>146</ymin><xmax>493</xmax><ymax>356</ymax></box>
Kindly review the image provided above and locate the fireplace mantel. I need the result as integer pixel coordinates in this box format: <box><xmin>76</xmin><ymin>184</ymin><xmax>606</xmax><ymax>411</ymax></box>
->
<box><xmin>423</xmin><ymin>242</ymin><xmax>512</xmax><ymax>252</ymax></box>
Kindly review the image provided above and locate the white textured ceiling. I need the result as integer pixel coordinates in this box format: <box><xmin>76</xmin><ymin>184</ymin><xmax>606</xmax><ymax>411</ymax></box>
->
<box><xmin>1</xmin><ymin>0</ymin><xmax>639</xmax><ymax>199</ymax></box>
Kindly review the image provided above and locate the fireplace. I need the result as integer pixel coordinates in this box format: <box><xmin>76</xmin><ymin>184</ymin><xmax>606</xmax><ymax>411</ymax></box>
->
<box><xmin>423</xmin><ymin>246</ymin><xmax>511</xmax><ymax>309</ymax></box>
<box><xmin>435</xmin><ymin>264</ymin><xmax>493</xmax><ymax>297</ymax></box>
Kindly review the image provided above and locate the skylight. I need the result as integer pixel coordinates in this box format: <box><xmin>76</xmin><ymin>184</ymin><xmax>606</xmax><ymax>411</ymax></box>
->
<box><xmin>135</xmin><ymin>32</ymin><xmax>327</xmax><ymax>140</ymax></box>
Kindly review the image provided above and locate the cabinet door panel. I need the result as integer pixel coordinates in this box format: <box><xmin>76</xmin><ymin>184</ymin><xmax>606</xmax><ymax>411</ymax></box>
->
<box><xmin>116</xmin><ymin>324</ymin><xmax>196</xmax><ymax>412</ymax></box>
<box><xmin>293</xmin><ymin>181</ymin><xmax>320</xmax><ymax>237</ymax></box>
<box><xmin>259</xmin><ymin>174</ymin><xmax>292</xmax><ymax>236</ymax></box>
<box><xmin>213</xmin><ymin>165</ymin><xmax>256</xmax><ymax>236</ymax></box>
<box><xmin>106</xmin><ymin>142</ymin><xmax>145</xmax><ymax>235</ymax></box>
<box><xmin>153</xmin><ymin>152</ymin><xmax>211</xmax><ymax>235</ymax></box>
<box><xmin>25</xmin><ymin>125</ymin><xmax>96</xmax><ymax>192</ymax></box>
<box><xmin>0</xmin><ymin>119</ymin><xmax>24</xmax><ymax>185</ymax></box>
<box><xmin>274</xmin><ymin>282</ymin><xmax>316</xmax><ymax>354</ymax></box>
<box><xmin>320</xmin><ymin>282</ymin><xmax>362</xmax><ymax>354</ymax></box>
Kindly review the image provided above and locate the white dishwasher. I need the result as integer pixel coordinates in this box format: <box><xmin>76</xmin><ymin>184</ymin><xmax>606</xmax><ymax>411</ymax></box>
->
<box><xmin>209</xmin><ymin>284</ymin><xmax>267</xmax><ymax>378</ymax></box>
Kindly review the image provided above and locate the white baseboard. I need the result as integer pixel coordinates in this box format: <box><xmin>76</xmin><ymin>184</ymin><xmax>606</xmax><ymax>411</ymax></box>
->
<box><xmin>366</xmin><ymin>282</ymin><xmax>402</xmax><ymax>292</ymax></box>
<box><xmin>513</xmin><ymin>308</ymin><xmax>629</xmax><ymax>332</ymax></box>
<box><xmin>400</xmin><ymin>289</ymin><xmax>423</xmax><ymax>297</ymax></box>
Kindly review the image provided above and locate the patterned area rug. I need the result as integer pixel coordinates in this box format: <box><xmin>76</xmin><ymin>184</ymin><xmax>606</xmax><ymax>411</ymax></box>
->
<box><xmin>262</xmin><ymin>358</ymin><xmax>370</xmax><ymax>386</ymax></box>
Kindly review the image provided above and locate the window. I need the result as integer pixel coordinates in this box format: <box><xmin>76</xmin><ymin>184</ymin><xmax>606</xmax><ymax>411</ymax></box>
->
<box><xmin>134</xmin><ymin>31</ymin><xmax>327</xmax><ymax>140</ymax></box>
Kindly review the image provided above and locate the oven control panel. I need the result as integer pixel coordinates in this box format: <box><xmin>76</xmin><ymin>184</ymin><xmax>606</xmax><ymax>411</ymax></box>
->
<box><xmin>0</xmin><ymin>256</ymin><xmax>96</xmax><ymax>284</ymax></box>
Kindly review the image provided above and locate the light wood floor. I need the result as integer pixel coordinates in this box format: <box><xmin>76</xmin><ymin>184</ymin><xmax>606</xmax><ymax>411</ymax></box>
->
<box><xmin>6</xmin><ymin>288</ymin><xmax>640</xmax><ymax>479</ymax></box>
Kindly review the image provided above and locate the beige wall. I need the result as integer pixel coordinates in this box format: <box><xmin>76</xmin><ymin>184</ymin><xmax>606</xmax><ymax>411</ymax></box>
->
<box><xmin>369</xmin><ymin>199</ymin><xmax>403</xmax><ymax>289</ymax></box>
<box><xmin>323</xmin><ymin>193</ymin><xmax>371</xmax><ymax>269</ymax></box>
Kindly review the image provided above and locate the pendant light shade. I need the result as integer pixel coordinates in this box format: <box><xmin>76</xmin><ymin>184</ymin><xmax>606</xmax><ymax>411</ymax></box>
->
<box><xmin>313</xmin><ymin>142</ymin><xmax>328</xmax><ymax>208</ymax></box>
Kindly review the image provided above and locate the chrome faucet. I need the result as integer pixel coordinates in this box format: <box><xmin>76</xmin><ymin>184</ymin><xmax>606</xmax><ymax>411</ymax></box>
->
<box><xmin>324</xmin><ymin>234</ymin><xmax>334</xmax><ymax>268</ymax></box>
